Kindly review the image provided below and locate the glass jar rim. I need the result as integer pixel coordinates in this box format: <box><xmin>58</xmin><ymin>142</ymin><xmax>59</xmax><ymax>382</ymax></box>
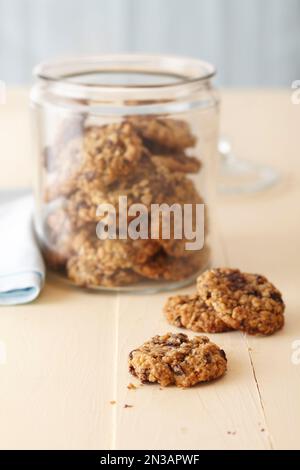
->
<box><xmin>34</xmin><ymin>54</ymin><xmax>216</xmax><ymax>89</ymax></box>
<box><xmin>32</xmin><ymin>54</ymin><xmax>217</xmax><ymax>112</ymax></box>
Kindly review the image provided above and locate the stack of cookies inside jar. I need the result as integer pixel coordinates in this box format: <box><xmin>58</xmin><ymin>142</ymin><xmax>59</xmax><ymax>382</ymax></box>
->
<box><xmin>41</xmin><ymin>113</ymin><xmax>210</xmax><ymax>289</ymax></box>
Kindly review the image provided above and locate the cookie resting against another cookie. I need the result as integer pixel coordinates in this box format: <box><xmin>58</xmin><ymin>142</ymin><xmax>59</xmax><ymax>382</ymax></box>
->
<box><xmin>128</xmin><ymin>333</ymin><xmax>227</xmax><ymax>388</ymax></box>
<box><xmin>164</xmin><ymin>294</ymin><xmax>232</xmax><ymax>333</ymax></box>
<box><xmin>197</xmin><ymin>268</ymin><xmax>285</xmax><ymax>336</ymax></box>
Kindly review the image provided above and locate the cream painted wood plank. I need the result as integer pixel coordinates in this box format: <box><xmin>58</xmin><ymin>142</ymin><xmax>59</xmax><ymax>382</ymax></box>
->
<box><xmin>219</xmin><ymin>195</ymin><xmax>300</xmax><ymax>450</ymax></box>
<box><xmin>112</xmin><ymin>246</ymin><xmax>271</xmax><ymax>450</ymax></box>
<box><xmin>0</xmin><ymin>275</ymin><xmax>117</xmax><ymax>450</ymax></box>
<box><xmin>218</xmin><ymin>91</ymin><xmax>300</xmax><ymax>450</ymax></box>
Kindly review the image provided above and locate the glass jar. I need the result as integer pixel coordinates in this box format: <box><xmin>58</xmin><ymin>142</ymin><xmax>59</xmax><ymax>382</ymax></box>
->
<box><xmin>30</xmin><ymin>55</ymin><xmax>219</xmax><ymax>292</ymax></box>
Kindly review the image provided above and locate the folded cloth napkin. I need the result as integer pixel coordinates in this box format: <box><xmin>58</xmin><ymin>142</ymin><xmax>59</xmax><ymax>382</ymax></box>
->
<box><xmin>0</xmin><ymin>191</ymin><xmax>45</xmax><ymax>305</ymax></box>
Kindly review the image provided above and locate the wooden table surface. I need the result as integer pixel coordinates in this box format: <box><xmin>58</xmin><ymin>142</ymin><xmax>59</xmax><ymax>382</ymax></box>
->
<box><xmin>0</xmin><ymin>89</ymin><xmax>299</xmax><ymax>450</ymax></box>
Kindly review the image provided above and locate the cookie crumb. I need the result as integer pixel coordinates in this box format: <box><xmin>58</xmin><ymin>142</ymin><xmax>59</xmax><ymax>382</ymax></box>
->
<box><xmin>124</xmin><ymin>404</ymin><xmax>133</xmax><ymax>409</ymax></box>
<box><xmin>109</xmin><ymin>400</ymin><xmax>116</xmax><ymax>405</ymax></box>
<box><xmin>127</xmin><ymin>383</ymin><xmax>137</xmax><ymax>390</ymax></box>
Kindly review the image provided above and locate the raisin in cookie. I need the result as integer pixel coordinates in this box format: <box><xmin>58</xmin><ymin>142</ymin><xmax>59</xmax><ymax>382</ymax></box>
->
<box><xmin>164</xmin><ymin>294</ymin><xmax>232</xmax><ymax>333</ymax></box>
<box><xmin>128</xmin><ymin>333</ymin><xmax>227</xmax><ymax>387</ymax></box>
<box><xmin>197</xmin><ymin>268</ymin><xmax>285</xmax><ymax>336</ymax></box>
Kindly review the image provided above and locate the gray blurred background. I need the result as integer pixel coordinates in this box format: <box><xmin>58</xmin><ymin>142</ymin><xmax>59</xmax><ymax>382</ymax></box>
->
<box><xmin>0</xmin><ymin>0</ymin><xmax>300</xmax><ymax>86</ymax></box>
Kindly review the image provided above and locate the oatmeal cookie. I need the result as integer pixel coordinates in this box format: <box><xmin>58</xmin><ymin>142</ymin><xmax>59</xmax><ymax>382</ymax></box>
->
<box><xmin>83</xmin><ymin>122</ymin><xmax>143</xmax><ymax>182</ymax></box>
<box><xmin>115</xmin><ymin>155</ymin><xmax>200</xmax><ymax>209</ymax></box>
<box><xmin>159</xmin><ymin>237</ymin><xmax>206</xmax><ymax>259</ymax></box>
<box><xmin>152</xmin><ymin>153</ymin><xmax>201</xmax><ymax>174</ymax></box>
<box><xmin>133</xmin><ymin>246</ymin><xmax>209</xmax><ymax>281</ymax></box>
<box><xmin>45</xmin><ymin>121</ymin><xmax>143</xmax><ymax>200</ymax></box>
<box><xmin>67</xmin><ymin>239</ymin><xmax>141</xmax><ymax>288</ymax></box>
<box><xmin>67</xmin><ymin>255</ymin><xmax>141</xmax><ymax>288</ymax></box>
<box><xmin>197</xmin><ymin>268</ymin><xmax>285</xmax><ymax>335</ymax></box>
<box><xmin>160</xmin><ymin>170</ymin><xmax>203</xmax><ymax>205</ymax></box>
<box><xmin>128</xmin><ymin>333</ymin><xmax>227</xmax><ymax>387</ymax></box>
<box><xmin>130</xmin><ymin>117</ymin><xmax>196</xmax><ymax>150</ymax></box>
<box><xmin>65</xmin><ymin>189</ymin><xmax>106</xmax><ymax>228</ymax></box>
<box><xmin>65</xmin><ymin>154</ymin><xmax>203</xmax><ymax>230</ymax></box>
<box><xmin>96</xmin><ymin>238</ymin><xmax>160</xmax><ymax>271</ymax></box>
<box><xmin>66</xmin><ymin>228</ymin><xmax>160</xmax><ymax>287</ymax></box>
<box><xmin>155</xmin><ymin>186</ymin><xmax>206</xmax><ymax>258</ymax></box>
<box><xmin>164</xmin><ymin>294</ymin><xmax>232</xmax><ymax>333</ymax></box>
<box><xmin>64</xmin><ymin>155</ymin><xmax>165</xmax><ymax>226</ymax></box>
